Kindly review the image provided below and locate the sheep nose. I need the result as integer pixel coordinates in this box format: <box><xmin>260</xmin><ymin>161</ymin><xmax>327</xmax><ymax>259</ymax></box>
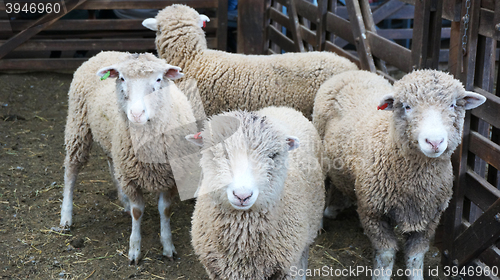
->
<box><xmin>425</xmin><ymin>138</ymin><xmax>444</xmax><ymax>151</ymax></box>
<box><xmin>131</xmin><ymin>110</ymin><xmax>145</xmax><ymax>119</ymax></box>
<box><xmin>233</xmin><ymin>191</ymin><xmax>253</xmax><ymax>203</ymax></box>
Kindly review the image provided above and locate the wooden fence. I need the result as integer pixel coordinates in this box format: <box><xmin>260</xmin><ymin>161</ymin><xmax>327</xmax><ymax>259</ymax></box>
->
<box><xmin>259</xmin><ymin>0</ymin><xmax>500</xmax><ymax>277</ymax></box>
<box><xmin>0</xmin><ymin>0</ymin><xmax>227</xmax><ymax>71</ymax></box>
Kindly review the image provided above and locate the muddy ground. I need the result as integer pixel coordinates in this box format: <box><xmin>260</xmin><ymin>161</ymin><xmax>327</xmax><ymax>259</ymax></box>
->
<box><xmin>0</xmin><ymin>72</ymin><xmax>446</xmax><ymax>279</ymax></box>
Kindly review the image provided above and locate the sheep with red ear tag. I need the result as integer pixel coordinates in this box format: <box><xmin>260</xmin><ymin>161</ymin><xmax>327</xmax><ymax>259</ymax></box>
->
<box><xmin>312</xmin><ymin>69</ymin><xmax>486</xmax><ymax>280</ymax></box>
<box><xmin>58</xmin><ymin>51</ymin><xmax>198</xmax><ymax>265</ymax></box>
<box><xmin>142</xmin><ymin>4</ymin><xmax>358</xmax><ymax>118</ymax></box>
<box><xmin>187</xmin><ymin>106</ymin><xmax>325</xmax><ymax>280</ymax></box>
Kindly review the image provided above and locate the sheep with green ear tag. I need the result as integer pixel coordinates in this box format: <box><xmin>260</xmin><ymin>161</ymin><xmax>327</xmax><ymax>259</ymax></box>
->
<box><xmin>58</xmin><ymin>51</ymin><xmax>197</xmax><ymax>265</ymax></box>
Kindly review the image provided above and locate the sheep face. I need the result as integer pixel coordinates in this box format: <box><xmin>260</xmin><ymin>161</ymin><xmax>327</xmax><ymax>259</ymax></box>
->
<box><xmin>96</xmin><ymin>53</ymin><xmax>183</xmax><ymax>125</ymax></box>
<box><xmin>378</xmin><ymin>70</ymin><xmax>486</xmax><ymax>158</ymax></box>
<box><xmin>187</xmin><ymin>112</ymin><xmax>299</xmax><ymax>211</ymax></box>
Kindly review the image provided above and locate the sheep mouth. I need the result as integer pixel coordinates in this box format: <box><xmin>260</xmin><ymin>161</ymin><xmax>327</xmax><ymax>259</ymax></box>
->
<box><xmin>229</xmin><ymin>202</ymin><xmax>253</xmax><ymax>211</ymax></box>
<box><xmin>421</xmin><ymin>149</ymin><xmax>445</xmax><ymax>158</ymax></box>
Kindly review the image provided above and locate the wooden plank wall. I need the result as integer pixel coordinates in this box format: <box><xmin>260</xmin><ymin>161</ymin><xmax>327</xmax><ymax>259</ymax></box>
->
<box><xmin>441</xmin><ymin>0</ymin><xmax>500</xmax><ymax>277</ymax></box>
<box><xmin>0</xmin><ymin>0</ymin><xmax>227</xmax><ymax>71</ymax></box>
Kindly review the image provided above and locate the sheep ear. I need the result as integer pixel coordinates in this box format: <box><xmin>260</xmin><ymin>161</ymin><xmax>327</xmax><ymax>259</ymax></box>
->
<box><xmin>165</xmin><ymin>65</ymin><xmax>184</xmax><ymax>80</ymax></box>
<box><xmin>462</xmin><ymin>91</ymin><xmax>487</xmax><ymax>110</ymax></box>
<box><xmin>198</xmin><ymin>14</ymin><xmax>210</xmax><ymax>28</ymax></box>
<box><xmin>96</xmin><ymin>66</ymin><xmax>119</xmax><ymax>79</ymax></box>
<box><xmin>186</xmin><ymin>132</ymin><xmax>203</xmax><ymax>147</ymax></box>
<box><xmin>142</xmin><ymin>18</ymin><xmax>158</xmax><ymax>31</ymax></box>
<box><xmin>378</xmin><ymin>94</ymin><xmax>395</xmax><ymax>111</ymax></box>
<box><xmin>286</xmin><ymin>136</ymin><xmax>300</xmax><ymax>151</ymax></box>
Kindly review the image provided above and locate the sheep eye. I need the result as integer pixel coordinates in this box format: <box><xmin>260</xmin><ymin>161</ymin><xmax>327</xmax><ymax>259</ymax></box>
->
<box><xmin>404</xmin><ymin>105</ymin><xmax>411</xmax><ymax>111</ymax></box>
<box><xmin>120</xmin><ymin>77</ymin><xmax>125</xmax><ymax>82</ymax></box>
<box><xmin>156</xmin><ymin>78</ymin><xmax>162</xmax><ymax>83</ymax></box>
<box><xmin>450</xmin><ymin>103</ymin><xmax>456</xmax><ymax>110</ymax></box>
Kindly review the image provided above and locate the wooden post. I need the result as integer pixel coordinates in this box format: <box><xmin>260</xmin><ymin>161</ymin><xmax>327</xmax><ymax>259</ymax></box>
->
<box><xmin>238</xmin><ymin>0</ymin><xmax>266</xmax><ymax>54</ymax></box>
<box><xmin>286</xmin><ymin>0</ymin><xmax>304</xmax><ymax>52</ymax></box>
<box><xmin>217</xmin><ymin>0</ymin><xmax>228</xmax><ymax>51</ymax></box>
<box><xmin>411</xmin><ymin>0</ymin><xmax>431</xmax><ymax>69</ymax></box>
<box><xmin>345</xmin><ymin>0</ymin><xmax>376</xmax><ymax>72</ymax></box>
<box><xmin>358</xmin><ymin>0</ymin><xmax>387</xmax><ymax>73</ymax></box>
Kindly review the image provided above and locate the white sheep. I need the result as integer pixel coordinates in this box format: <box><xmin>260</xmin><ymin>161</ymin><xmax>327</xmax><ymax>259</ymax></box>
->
<box><xmin>59</xmin><ymin>51</ymin><xmax>198</xmax><ymax>264</ymax></box>
<box><xmin>186</xmin><ymin>106</ymin><xmax>325</xmax><ymax>279</ymax></box>
<box><xmin>312</xmin><ymin>69</ymin><xmax>486</xmax><ymax>280</ymax></box>
<box><xmin>142</xmin><ymin>4</ymin><xmax>358</xmax><ymax>118</ymax></box>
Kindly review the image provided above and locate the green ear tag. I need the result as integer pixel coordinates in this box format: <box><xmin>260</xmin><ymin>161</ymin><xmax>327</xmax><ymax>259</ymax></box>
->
<box><xmin>100</xmin><ymin>71</ymin><xmax>111</xmax><ymax>80</ymax></box>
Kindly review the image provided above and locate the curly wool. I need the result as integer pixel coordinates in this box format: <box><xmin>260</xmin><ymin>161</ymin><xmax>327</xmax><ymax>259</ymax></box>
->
<box><xmin>191</xmin><ymin>107</ymin><xmax>325</xmax><ymax>279</ymax></box>
<box><xmin>150</xmin><ymin>4</ymin><xmax>358</xmax><ymax>118</ymax></box>
<box><xmin>312</xmin><ymin>69</ymin><xmax>472</xmax><ymax>251</ymax></box>
<box><xmin>65</xmin><ymin>51</ymin><xmax>196</xmax><ymax>198</ymax></box>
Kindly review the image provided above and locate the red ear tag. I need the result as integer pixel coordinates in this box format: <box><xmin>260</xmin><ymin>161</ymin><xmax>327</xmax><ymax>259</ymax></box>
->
<box><xmin>194</xmin><ymin>132</ymin><xmax>202</xmax><ymax>139</ymax></box>
<box><xmin>377</xmin><ymin>103</ymin><xmax>388</xmax><ymax>110</ymax></box>
<box><xmin>203</xmin><ymin>21</ymin><xmax>206</xmax><ymax>28</ymax></box>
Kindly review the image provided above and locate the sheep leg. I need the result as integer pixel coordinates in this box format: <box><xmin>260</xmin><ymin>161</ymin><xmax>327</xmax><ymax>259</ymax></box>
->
<box><xmin>359</xmin><ymin>209</ymin><xmax>397</xmax><ymax>280</ymax></box>
<box><xmin>107</xmin><ymin>158</ymin><xmax>130</xmax><ymax>214</ymax></box>
<box><xmin>404</xmin><ymin>232</ymin><xmax>429</xmax><ymax>280</ymax></box>
<box><xmin>59</xmin><ymin>164</ymin><xmax>79</xmax><ymax>229</ymax></box>
<box><xmin>158</xmin><ymin>189</ymin><xmax>177</xmax><ymax>260</ymax></box>
<box><xmin>128</xmin><ymin>190</ymin><xmax>145</xmax><ymax>265</ymax></box>
<box><xmin>323</xmin><ymin>182</ymin><xmax>352</xmax><ymax>219</ymax></box>
<box><xmin>59</xmin><ymin>125</ymin><xmax>92</xmax><ymax>230</ymax></box>
<box><xmin>296</xmin><ymin>247</ymin><xmax>309</xmax><ymax>280</ymax></box>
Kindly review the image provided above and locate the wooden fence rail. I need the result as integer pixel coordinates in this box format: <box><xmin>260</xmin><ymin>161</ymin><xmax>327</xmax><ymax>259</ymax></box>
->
<box><xmin>0</xmin><ymin>0</ymin><xmax>228</xmax><ymax>71</ymax></box>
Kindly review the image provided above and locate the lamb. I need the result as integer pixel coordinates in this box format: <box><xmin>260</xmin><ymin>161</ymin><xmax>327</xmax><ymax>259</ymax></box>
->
<box><xmin>142</xmin><ymin>4</ymin><xmax>358</xmax><ymax>118</ymax></box>
<box><xmin>186</xmin><ymin>106</ymin><xmax>325</xmax><ymax>279</ymax></box>
<box><xmin>312</xmin><ymin>69</ymin><xmax>486</xmax><ymax>279</ymax></box>
<box><xmin>58</xmin><ymin>51</ymin><xmax>198</xmax><ymax>264</ymax></box>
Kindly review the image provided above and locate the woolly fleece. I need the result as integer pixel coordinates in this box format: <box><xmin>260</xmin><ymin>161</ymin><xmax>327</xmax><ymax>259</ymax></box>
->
<box><xmin>64</xmin><ymin>51</ymin><xmax>196</xmax><ymax>198</ymax></box>
<box><xmin>312</xmin><ymin>69</ymin><xmax>484</xmax><ymax>274</ymax></box>
<box><xmin>148</xmin><ymin>4</ymin><xmax>358</xmax><ymax>118</ymax></box>
<box><xmin>191</xmin><ymin>107</ymin><xmax>325</xmax><ymax>279</ymax></box>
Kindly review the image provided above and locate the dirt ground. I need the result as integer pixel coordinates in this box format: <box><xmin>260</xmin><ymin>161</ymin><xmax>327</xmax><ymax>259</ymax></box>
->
<box><xmin>0</xmin><ymin>72</ymin><xmax>447</xmax><ymax>279</ymax></box>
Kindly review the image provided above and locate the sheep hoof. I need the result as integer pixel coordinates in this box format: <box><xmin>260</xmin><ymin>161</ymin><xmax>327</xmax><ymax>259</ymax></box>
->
<box><xmin>129</xmin><ymin>258</ymin><xmax>140</xmax><ymax>266</ymax></box>
<box><xmin>323</xmin><ymin>206</ymin><xmax>339</xmax><ymax>220</ymax></box>
<box><xmin>51</xmin><ymin>225</ymin><xmax>70</xmax><ymax>232</ymax></box>
<box><xmin>162</xmin><ymin>247</ymin><xmax>177</xmax><ymax>261</ymax></box>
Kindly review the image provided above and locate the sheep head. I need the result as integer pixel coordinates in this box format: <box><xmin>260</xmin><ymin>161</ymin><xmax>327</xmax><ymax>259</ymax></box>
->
<box><xmin>378</xmin><ymin>70</ymin><xmax>486</xmax><ymax>158</ymax></box>
<box><xmin>142</xmin><ymin>4</ymin><xmax>209</xmax><ymax>65</ymax></box>
<box><xmin>96</xmin><ymin>53</ymin><xmax>184</xmax><ymax>125</ymax></box>
<box><xmin>186</xmin><ymin>111</ymin><xmax>299</xmax><ymax>211</ymax></box>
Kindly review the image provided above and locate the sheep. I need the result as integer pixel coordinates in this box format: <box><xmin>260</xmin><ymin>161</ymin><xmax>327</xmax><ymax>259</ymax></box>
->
<box><xmin>142</xmin><ymin>4</ymin><xmax>358</xmax><ymax>118</ymax></box>
<box><xmin>312</xmin><ymin>69</ymin><xmax>486</xmax><ymax>280</ymax></box>
<box><xmin>58</xmin><ymin>51</ymin><xmax>198</xmax><ymax>264</ymax></box>
<box><xmin>186</xmin><ymin>106</ymin><xmax>325</xmax><ymax>280</ymax></box>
